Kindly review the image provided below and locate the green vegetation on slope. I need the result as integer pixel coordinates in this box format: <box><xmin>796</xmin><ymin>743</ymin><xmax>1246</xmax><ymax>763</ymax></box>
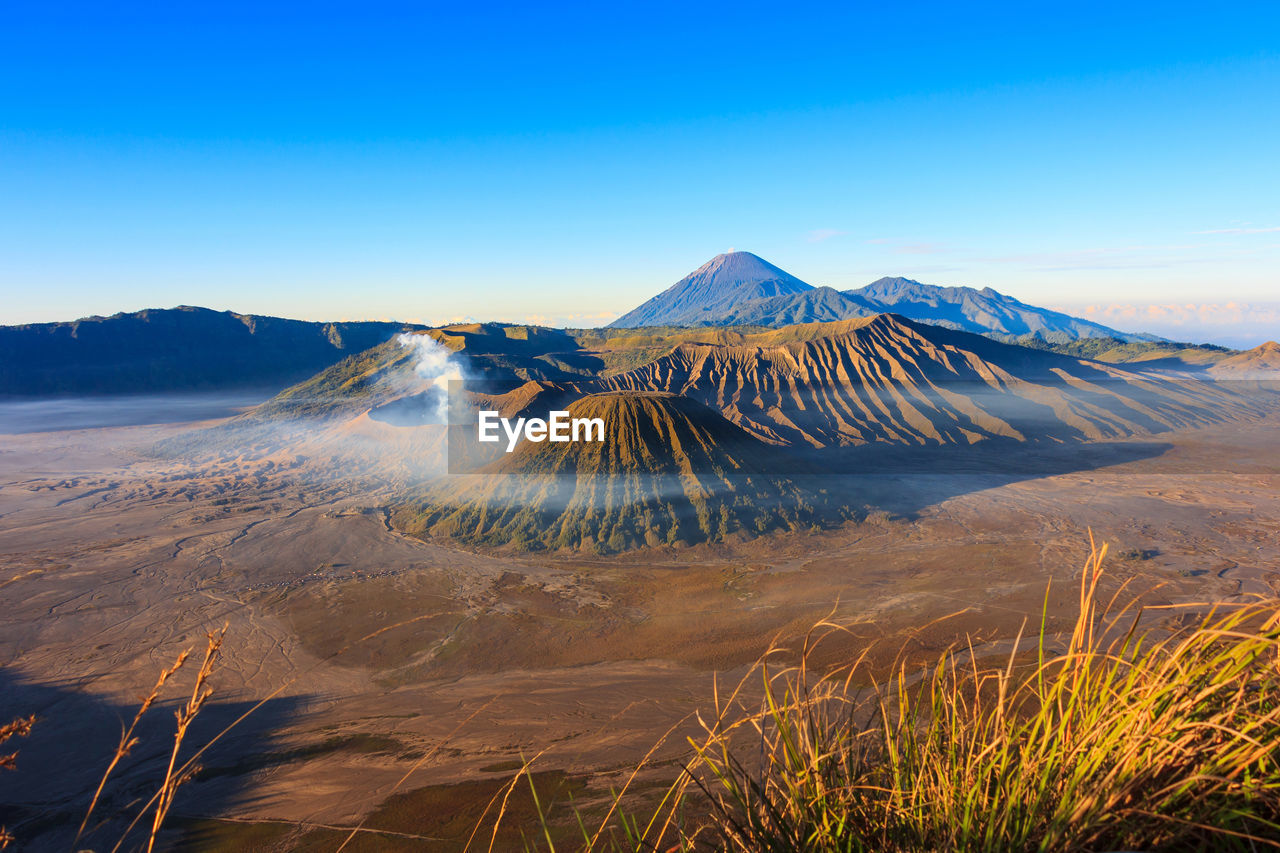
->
<box><xmin>255</xmin><ymin>338</ymin><xmax>416</xmax><ymax>420</ymax></box>
<box><xmin>1009</xmin><ymin>333</ymin><xmax>1232</xmax><ymax>368</ymax></box>
<box><xmin>566</xmin><ymin>325</ymin><xmax>773</xmax><ymax>375</ymax></box>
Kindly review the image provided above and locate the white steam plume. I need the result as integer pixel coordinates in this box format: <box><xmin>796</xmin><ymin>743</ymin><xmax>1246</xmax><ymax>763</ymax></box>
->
<box><xmin>396</xmin><ymin>332</ymin><xmax>467</xmax><ymax>423</ymax></box>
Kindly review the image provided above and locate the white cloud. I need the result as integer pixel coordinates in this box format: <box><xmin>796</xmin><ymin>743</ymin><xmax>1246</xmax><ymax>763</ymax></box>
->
<box><xmin>516</xmin><ymin>310</ymin><xmax>620</xmax><ymax>329</ymax></box>
<box><xmin>1195</xmin><ymin>226</ymin><xmax>1280</xmax><ymax>235</ymax></box>
<box><xmin>861</xmin><ymin>236</ymin><xmax>950</xmax><ymax>255</ymax></box>
<box><xmin>1075</xmin><ymin>301</ymin><xmax>1268</xmax><ymax>326</ymax></box>
<box><xmin>1051</xmin><ymin>301</ymin><xmax>1280</xmax><ymax>348</ymax></box>
<box><xmin>980</xmin><ymin>243</ymin><xmax>1209</xmax><ymax>271</ymax></box>
<box><xmin>895</xmin><ymin>242</ymin><xmax>947</xmax><ymax>255</ymax></box>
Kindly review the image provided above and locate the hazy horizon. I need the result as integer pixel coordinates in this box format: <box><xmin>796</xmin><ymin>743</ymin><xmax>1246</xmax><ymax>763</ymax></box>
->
<box><xmin>5</xmin><ymin>268</ymin><xmax>1277</xmax><ymax>350</ymax></box>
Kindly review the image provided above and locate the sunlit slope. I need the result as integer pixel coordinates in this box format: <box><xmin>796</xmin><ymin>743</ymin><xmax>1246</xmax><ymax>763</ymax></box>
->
<box><xmin>584</xmin><ymin>315</ymin><xmax>1262</xmax><ymax>447</ymax></box>
<box><xmin>243</xmin><ymin>320</ymin><xmax>931</xmax><ymax>425</ymax></box>
<box><xmin>250</xmin><ymin>338</ymin><xmax>424</xmax><ymax>420</ymax></box>
<box><xmin>425</xmin><ymin>323</ymin><xmax>603</xmax><ymax>380</ymax></box>
<box><xmin>394</xmin><ymin>392</ymin><xmax>845</xmax><ymax>552</ymax></box>
<box><xmin>1209</xmin><ymin>341</ymin><xmax>1280</xmax><ymax>378</ymax></box>
<box><xmin>159</xmin><ymin>324</ymin><xmax>602</xmax><ymax>467</ymax></box>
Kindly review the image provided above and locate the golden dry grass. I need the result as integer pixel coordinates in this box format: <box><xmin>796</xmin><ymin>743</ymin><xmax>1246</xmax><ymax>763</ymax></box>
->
<box><xmin>0</xmin><ymin>713</ymin><xmax>36</xmax><ymax>849</ymax></box>
<box><xmin>49</xmin><ymin>625</ymin><xmax>229</xmax><ymax>853</ymax></box>
<box><xmin>506</xmin><ymin>538</ymin><xmax>1280</xmax><ymax>851</ymax></box>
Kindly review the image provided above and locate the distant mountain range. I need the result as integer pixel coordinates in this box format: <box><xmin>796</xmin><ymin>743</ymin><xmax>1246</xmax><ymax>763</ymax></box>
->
<box><xmin>0</xmin><ymin>306</ymin><xmax>424</xmax><ymax>396</ymax></box>
<box><xmin>0</xmin><ymin>256</ymin><xmax>1248</xmax><ymax>404</ymax></box>
<box><xmin>609</xmin><ymin>251</ymin><xmax>1159</xmax><ymax>342</ymax></box>
<box><xmin>237</xmin><ymin>316</ymin><xmax>1263</xmax><ymax>445</ymax></box>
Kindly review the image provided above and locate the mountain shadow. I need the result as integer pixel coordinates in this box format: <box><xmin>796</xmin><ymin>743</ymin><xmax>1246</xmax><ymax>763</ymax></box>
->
<box><xmin>794</xmin><ymin>438</ymin><xmax>1177</xmax><ymax>522</ymax></box>
<box><xmin>0</xmin><ymin>306</ymin><xmax>425</xmax><ymax>398</ymax></box>
<box><xmin>0</xmin><ymin>667</ymin><xmax>307</xmax><ymax>852</ymax></box>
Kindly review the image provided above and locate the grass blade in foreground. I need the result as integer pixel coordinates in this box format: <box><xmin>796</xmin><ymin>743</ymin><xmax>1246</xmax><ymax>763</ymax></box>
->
<box><xmin>523</xmin><ymin>540</ymin><xmax>1280</xmax><ymax>851</ymax></box>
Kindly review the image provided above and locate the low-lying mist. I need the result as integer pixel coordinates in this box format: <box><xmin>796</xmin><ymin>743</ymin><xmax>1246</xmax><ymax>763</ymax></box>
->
<box><xmin>0</xmin><ymin>389</ymin><xmax>276</xmax><ymax>435</ymax></box>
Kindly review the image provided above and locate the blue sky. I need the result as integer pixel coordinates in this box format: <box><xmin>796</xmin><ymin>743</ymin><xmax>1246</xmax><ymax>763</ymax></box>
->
<box><xmin>2</xmin><ymin>2</ymin><xmax>1278</xmax><ymax>345</ymax></box>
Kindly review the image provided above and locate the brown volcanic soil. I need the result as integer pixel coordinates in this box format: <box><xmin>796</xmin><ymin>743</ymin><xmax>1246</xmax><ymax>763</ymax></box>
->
<box><xmin>2</xmin><ymin>405</ymin><xmax>1280</xmax><ymax>849</ymax></box>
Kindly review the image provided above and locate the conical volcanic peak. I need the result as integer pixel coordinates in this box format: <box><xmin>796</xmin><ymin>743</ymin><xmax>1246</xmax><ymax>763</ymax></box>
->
<box><xmin>394</xmin><ymin>390</ymin><xmax>845</xmax><ymax>553</ymax></box>
<box><xmin>609</xmin><ymin>251</ymin><xmax>813</xmax><ymax>328</ymax></box>
<box><xmin>685</xmin><ymin>251</ymin><xmax>809</xmax><ymax>291</ymax></box>
<box><xmin>497</xmin><ymin>390</ymin><xmax>782</xmax><ymax>478</ymax></box>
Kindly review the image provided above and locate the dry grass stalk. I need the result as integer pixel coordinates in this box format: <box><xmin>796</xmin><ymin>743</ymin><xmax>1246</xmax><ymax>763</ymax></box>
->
<box><xmin>13</xmin><ymin>605</ymin><xmax>509</xmax><ymax>849</ymax></box>
<box><xmin>666</xmin><ymin>539</ymin><xmax>1280</xmax><ymax>851</ymax></box>
<box><xmin>144</xmin><ymin>624</ymin><xmax>227</xmax><ymax>853</ymax></box>
<box><xmin>509</xmin><ymin>538</ymin><xmax>1280</xmax><ymax>851</ymax></box>
<box><xmin>0</xmin><ymin>714</ymin><xmax>36</xmax><ymax>850</ymax></box>
<box><xmin>0</xmin><ymin>714</ymin><xmax>35</xmax><ymax>773</ymax></box>
<box><xmin>73</xmin><ymin>649</ymin><xmax>191</xmax><ymax>846</ymax></box>
<box><xmin>84</xmin><ymin>624</ymin><xmax>228</xmax><ymax>853</ymax></box>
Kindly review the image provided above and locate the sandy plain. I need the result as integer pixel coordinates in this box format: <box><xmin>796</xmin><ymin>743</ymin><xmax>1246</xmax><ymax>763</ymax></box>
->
<box><xmin>1</xmin><ymin>399</ymin><xmax>1278</xmax><ymax>850</ymax></box>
